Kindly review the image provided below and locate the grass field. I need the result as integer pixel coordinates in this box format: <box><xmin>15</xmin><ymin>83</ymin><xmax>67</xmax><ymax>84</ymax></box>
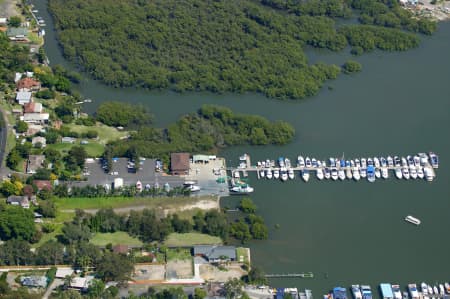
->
<box><xmin>55</xmin><ymin>195</ymin><xmax>216</xmax><ymax>211</ymax></box>
<box><xmin>46</xmin><ymin>141</ymin><xmax>105</xmax><ymax>157</ymax></box>
<box><xmin>164</xmin><ymin>232</ymin><xmax>222</xmax><ymax>247</ymax></box>
<box><xmin>236</xmin><ymin>247</ymin><xmax>250</xmax><ymax>265</ymax></box>
<box><xmin>68</xmin><ymin>123</ymin><xmax>128</xmax><ymax>144</ymax></box>
<box><xmin>90</xmin><ymin>232</ymin><xmax>143</xmax><ymax>247</ymax></box>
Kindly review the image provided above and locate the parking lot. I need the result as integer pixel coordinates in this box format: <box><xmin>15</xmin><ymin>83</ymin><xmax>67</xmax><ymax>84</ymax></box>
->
<box><xmin>72</xmin><ymin>158</ymin><xmax>184</xmax><ymax>190</ymax></box>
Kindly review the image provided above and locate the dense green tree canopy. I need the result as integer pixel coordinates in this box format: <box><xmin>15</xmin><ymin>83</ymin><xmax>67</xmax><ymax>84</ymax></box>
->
<box><xmin>0</xmin><ymin>206</ymin><xmax>36</xmax><ymax>242</ymax></box>
<box><xmin>48</xmin><ymin>0</ymin><xmax>434</xmax><ymax>99</ymax></box>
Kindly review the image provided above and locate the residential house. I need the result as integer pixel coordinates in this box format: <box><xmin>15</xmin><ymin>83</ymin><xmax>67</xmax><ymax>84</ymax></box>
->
<box><xmin>16</xmin><ymin>77</ymin><xmax>41</xmax><ymax>92</ymax></box>
<box><xmin>55</xmin><ymin>268</ymin><xmax>74</xmax><ymax>279</ymax></box>
<box><xmin>26</xmin><ymin>154</ymin><xmax>45</xmax><ymax>174</ymax></box>
<box><xmin>33</xmin><ymin>180</ymin><xmax>52</xmax><ymax>191</ymax></box>
<box><xmin>112</xmin><ymin>244</ymin><xmax>129</xmax><ymax>255</ymax></box>
<box><xmin>170</xmin><ymin>152</ymin><xmax>190</xmax><ymax>175</ymax></box>
<box><xmin>32</xmin><ymin>136</ymin><xmax>46</xmax><ymax>148</ymax></box>
<box><xmin>69</xmin><ymin>276</ymin><xmax>94</xmax><ymax>291</ymax></box>
<box><xmin>26</xmin><ymin>124</ymin><xmax>43</xmax><ymax>136</ymax></box>
<box><xmin>6</xmin><ymin>27</ymin><xmax>28</xmax><ymax>41</ymax></box>
<box><xmin>193</xmin><ymin>245</ymin><xmax>236</xmax><ymax>263</ymax></box>
<box><xmin>21</xmin><ymin>112</ymin><xmax>49</xmax><ymax>124</ymax></box>
<box><xmin>16</xmin><ymin>91</ymin><xmax>32</xmax><ymax>105</ymax></box>
<box><xmin>24</xmin><ymin>102</ymin><xmax>43</xmax><ymax>113</ymax></box>
<box><xmin>20</xmin><ymin>276</ymin><xmax>47</xmax><ymax>288</ymax></box>
<box><xmin>7</xmin><ymin>196</ymin><xmax>30</xmax><ymax>208</ymax></box>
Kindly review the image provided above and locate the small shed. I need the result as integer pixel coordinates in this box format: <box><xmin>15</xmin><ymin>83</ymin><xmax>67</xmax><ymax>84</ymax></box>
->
<box><xmin>7</xmin><ymin>196</ymin><xmax>30</xmax><ymax>208</ymax></box>
<box><xmin>170</xmin><ymin>153</ymin><xmax>190</xmax><ymax>175</ymax></box>
<box><xmin>62</xmin><ymin>137</ymin><xmax>76</xmax><ymax>144</ymax></box>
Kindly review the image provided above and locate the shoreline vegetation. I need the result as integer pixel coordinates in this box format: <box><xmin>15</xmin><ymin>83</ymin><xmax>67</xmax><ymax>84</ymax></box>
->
<box><xmin>48</xmin><ymin>0</ymin><xmax>437</xmax><ymax>100</ymax></box>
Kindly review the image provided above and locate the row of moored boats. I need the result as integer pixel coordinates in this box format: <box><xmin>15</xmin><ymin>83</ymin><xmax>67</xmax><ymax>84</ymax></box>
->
<box><xmin>254</xmin><ymin>152</ymin><xmax>438</xmax><ymax>182</ymax></box>
<box><xmin>326</xmin><ymin>283</ymin><xmax>450</xmax><ymax>299</ymax></box>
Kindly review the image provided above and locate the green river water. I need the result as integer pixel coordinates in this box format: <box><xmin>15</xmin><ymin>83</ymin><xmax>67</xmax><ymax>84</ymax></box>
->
<box><xmin>34</xmin><ymin>0</ymin><xmax>450</xmax><ymax>295</ymax></box>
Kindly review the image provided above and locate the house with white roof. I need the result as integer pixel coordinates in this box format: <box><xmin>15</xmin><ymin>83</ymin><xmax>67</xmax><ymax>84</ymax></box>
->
<box><xmin>16</xmin><ymin>91</ymin><xmax>32</xmax><ymax>105</ymax></box>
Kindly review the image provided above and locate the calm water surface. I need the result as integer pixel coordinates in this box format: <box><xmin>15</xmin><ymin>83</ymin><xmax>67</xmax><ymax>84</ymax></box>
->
<box><xmin>35</xmin><ymin>0</ymin><xmax>450</xmax><ymax>295</ymax></box>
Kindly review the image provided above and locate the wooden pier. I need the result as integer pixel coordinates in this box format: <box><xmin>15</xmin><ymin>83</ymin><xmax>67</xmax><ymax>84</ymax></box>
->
<box><xmin>265</xmin><ymin>272</ymin><xmax>314</xmax><ymax>278</ymax></box>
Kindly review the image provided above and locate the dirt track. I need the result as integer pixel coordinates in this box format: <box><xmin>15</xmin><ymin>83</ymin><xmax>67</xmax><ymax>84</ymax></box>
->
<box><xmin>0</xmin><ymin>0</ymin><xmax>19</xmax><ymax>18</ymax></box>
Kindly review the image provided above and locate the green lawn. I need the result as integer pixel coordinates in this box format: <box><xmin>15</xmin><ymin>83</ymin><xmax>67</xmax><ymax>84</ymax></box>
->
<box><xmin>55</xmin><ymin>195</ymin><xmax>216</xmax><ymax>211</ymax></box>
<box><xmin>166</xmin><ymin>248</ymin><xmax>192</xmax><ymax>261</ymax></box>
<box><xmin>46</xmin><ymin>141</ymin><xmax>105</xmax><ymax>157</ymax></box>
<box><xmin>68</xmin><ymin>123</ymin><xmax>128</xmax><ymax>144</ymax></box>
<box><xmin>90</xmin><ymin>232</ymin><xmax>143</xmax><ymax>247</ymax></box>
<box><xmin>236</xmin><ymin>247</ymin><xmax>250</xmax><ymax>265</ymax></box>
<box><xmin>164</xmin><ymin>232</ymin><xmax>222</xmax><ymax>247</ymax></box>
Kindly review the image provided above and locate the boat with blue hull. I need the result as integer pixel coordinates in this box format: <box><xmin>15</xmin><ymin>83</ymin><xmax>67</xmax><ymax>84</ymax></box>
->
<box><xmin>361</xmin><ymin>285</ymin><xmax>373</xmax><ymax>299</ymax></box>
<box><xmin>333</xmin><ymin>287</ymin><xmax>348</xmax><ymax>299</ymax></box>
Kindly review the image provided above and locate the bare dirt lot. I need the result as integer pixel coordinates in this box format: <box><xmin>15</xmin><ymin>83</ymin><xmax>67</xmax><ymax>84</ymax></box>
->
<box><xmin>199</xmin><ymin>263</ymin><xmax>246</xmax><ymax>282</ymax></box>
<box><xmin>166</xmin><ymin>260</ymin><xmax>193</xmax><ymax>279</ymax></box>
<box><xmin>132</xmin><ymin>264</ymin><xmax>165</xmax><ymax>281</ymax></box>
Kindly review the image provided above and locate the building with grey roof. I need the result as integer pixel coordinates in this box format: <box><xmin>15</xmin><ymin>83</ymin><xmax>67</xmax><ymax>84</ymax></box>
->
<box><xmin>20</xmin><ymin>276</ymin><xmax>47</xmax><ymax>288</ymax></box>
<box><xmin>193</xmin><ymin>245</ymin><xmax>236</xmax><ymax>263</ymax></box>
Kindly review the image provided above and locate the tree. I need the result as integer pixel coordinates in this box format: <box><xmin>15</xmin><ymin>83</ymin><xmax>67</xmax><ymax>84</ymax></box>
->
<box><xmin>86</xmin><ymin>279</ymin><xmax>105</xmax><ymax>298</ymax></box>
<box><xmin>0</xmin><ymin>239</ymin><xmax>34</xmax><ymax>266</ymax></box>
<box><xmin>16</xmin><ymin>121</ymin><xmax>28</xmax><ymax>133</ymax></box>
<box><xmin>239</xmin><ymin>198</ymin><xmax>256</xmax><ymax>214</ymax></box>
<box><xmin>35</xmin><ymin>240</ymin><xmax>64</xmax><ymax>265</ymax></box>
<box><xmin>96</xmin><ymin>101</ymin><xmax>153</xmax><ymax>128</ymax></box>
<box><xmin>224</xmin><ymin>278</ymin><xmax>244</xmax><ymax>299</ymax></box>
<box><xmin>60</xmin><ymin>223</ymin><xmax>91</xmax><ymax>244</ymax></box>
<box><xmin>342</xmin><ymin>60</ymin><xmax>362</xmax><ymax>74</ymax></box>
<box><xmin>0</xmin><ymin>206</ymin><xmax>36</xmax><ymax>241</ymax></box>
<box><xmin>8</xmin><ymin>16</ymin><xmax>22</xmax><ymax>27</ymax></box>
<box><xmin>194</xmin><ymin>287</ymin><xmax>207</xmax><ymax>299</ymax></box>
<box><xmin>6</xmin><ymin>150</ymin><xmax>21</xmax><ymax>169</ymax></box>
<box><xmin>245</xmin><ymin>266</ymin><xmax>268</xmax><ymax>285</ymax></box>
<box><xmin>37</xmin><ymin>199</ymin><xmax>56</xmax><ymax>217</ymax></box>
<box><xmin>96</xmin><ymin>252</ymin><xmax>134</xmax><ymax>282</ymax></box>
<box><xmin>65</xmin><ymin>146</ymin><xmax>87</xmax><ymax>171</ymax></box>
<box><xmin>0</xmin><ymin>180</ymin><xmax>20</xmax><ymax>197</ymax></box>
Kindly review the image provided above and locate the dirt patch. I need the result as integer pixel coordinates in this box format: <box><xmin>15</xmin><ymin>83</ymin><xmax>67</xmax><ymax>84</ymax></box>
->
<box><xmin>132</xmin><ymin>264</ymin><xmax>165</xmax><ymax>281</ymax></box>
<box><xmin>199</xmin><ymin>263</ymin><xmax>246</xmax><ymax>282</ymax></box>
<box><xmin>163</xmin><ymin>199</ymin><xmax>219</xmax><ymax>216</ymax></box>
<box><xmin>0</xmin><ymin>0</ymin><xmax>20</xmax><ymax>18</ymax></box>
<box><xmin>166</xmin><ymin>260</ymin><xmax>193</xmax><ymax>279</ymax></box>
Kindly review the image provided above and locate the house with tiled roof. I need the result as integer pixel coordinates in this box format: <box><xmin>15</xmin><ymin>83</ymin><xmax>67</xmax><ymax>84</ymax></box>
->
<box><xmin>24</xmin><ymin>102</ymin><xmax>43</xmax><ymax>113</ymax></box>
<box><xmin>16</xmin><ymin>77</ymin><xmax>41</xmax><ymax>92</ymax></box>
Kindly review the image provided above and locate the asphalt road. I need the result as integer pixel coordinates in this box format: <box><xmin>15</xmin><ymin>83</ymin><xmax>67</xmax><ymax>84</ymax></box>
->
<box><xmin>0</xmin><ymin>107</ymin><xmax>9</xmax><ymax>177</ymax></box>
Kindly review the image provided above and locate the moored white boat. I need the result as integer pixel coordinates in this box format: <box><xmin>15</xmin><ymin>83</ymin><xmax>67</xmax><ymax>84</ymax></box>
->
<box><xmin>352</xmin><ymin>167</ymin><xmax>360</xmax><ymax>181</ymax></box>
<box><xmin>298</xmin><ymin>156</ymin><xmax>305</xmax><ymax>168</ymax></box>
<box><xmin>381</xmin><ymin>167</ymin><xmax>388</xmax><ymax>179</ymax></box>
<box><xmin>361</xmin><ymin>158</ymin><xmax>367</xmax><ymax>168</ymax></box>
<box><xmin>266</xmin><ymin>169</ymin><xmax>273</xmax><ymax>179</ymax></box>
<box><xmin>316</xmin><ymin>168</ymin><xmax>324</xmax><ymax>180</ymax></box>
<box><xmin>331</xmin><ymin>168</ymin><xmax>338</xmax><ymax>181</ymax></box>
<box><xmin>417</xmin><ymin>167</ymin><xmax>424</xmax><ymax>179</ymax></box>
<box><xmin>274</xmin><ymin>169</ymin><xmax>280</xmax><ymax>179</ymax></box>
<box><xmin>374</xmin><ymin>157</ymin><xmax>380</xmax><ymax>168</ymax></box>
<box><xmin>302</xmin><ymin>169</ymin><xmax>310</xmax><ymax>182</ymax></box>
<box><xmin>387</xmin><ymin>156</ymin><xmax>394</xmax><ymax>167</ymax></box>
<box><xmin>375</xmin><ymin>168</ymin><xmax>381</xmax><ymax>178</ymax></box>
<box><xmin>288</xmin><ymin>168</ymin><xmax>295</xmax><ymax>179</ymax></box>
<box><xmin>409</xmin><ymin>166</ymin><xmax>417</xmax><ymax>179</ymax></box>
<box><xmin>305</xmin><ymin>157</ymin><xmax>312</xmax><ymax>168</ymax></box>
<box><xmin>402</xmin><ymin>167</ymin><xmax>410</xmax><ymax>180</ymax></box>
<box><xmin>259</xmin><ymin>169</ymin><xmax>265</xmax><ymax>178</ymax></box>
<box><xmin>324</xmin><ymin>167</ymin><xmax>331</xmax><ymax>179</ymax></box>
<box><xmin>395</xmin><ymin>168</ymin><xmax>402</xmax><ymax>179</ymax></box>
<box><xmin>346</xmin><ymin>167</ymin><xmax>353</xmax><ymax>179</ymax></box>
<box><xmin>230</xmin><ymin>184</ymin><xmax>254</xmax><ymax>194</ymax></box>
<box><xmin>280</xmin><ymin>168</ymin><xmax>288</xmax><ymax>181</ymax></box>
<box><xmin>360</xmin><ymin>167</ymin><xmax>367</xmax><ymax>178</ymax></box>
<box><xmin>424</xmin><ymin>166</ymin><xmax>434</xmax><ymax>181</ymax></box>
<box><xmin>338</xmin><ymin>169</ymin><xmax>346</xmax><ymax>180</ymax></box>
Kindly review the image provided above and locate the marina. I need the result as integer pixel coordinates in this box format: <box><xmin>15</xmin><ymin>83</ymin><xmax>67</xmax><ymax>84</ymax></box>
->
<box><xmin>228</xmin><ymin>152</ymin><xmax>438</xmax><ymax>192</ymax></box>
<box><xmin>322</xmin><ymin>283</ymin><xmax>450</xmax><ymax>299</ymax></box>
